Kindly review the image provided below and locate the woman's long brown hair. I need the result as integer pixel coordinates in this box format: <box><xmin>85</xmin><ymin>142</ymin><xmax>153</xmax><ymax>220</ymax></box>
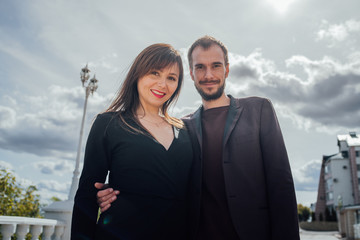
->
<box><xmin>106</xmin><ymin>43</ymin><xmax>184</xmax><ymax>133</ymax></box>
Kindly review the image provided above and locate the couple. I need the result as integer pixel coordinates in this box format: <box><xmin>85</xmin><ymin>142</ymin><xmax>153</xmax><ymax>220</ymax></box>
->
<box><xmin>71</xmin><ymin>36</ymin><xmax>300</xmax><ymax>240</ymax></box>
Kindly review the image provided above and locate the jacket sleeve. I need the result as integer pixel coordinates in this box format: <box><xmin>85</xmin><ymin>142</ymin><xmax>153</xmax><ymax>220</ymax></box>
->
<box><xmin>259</xmin><ymin>99</ymin><xmax>300</xmax><ymax>240</ymax></box>
<box><xmin>71</xmin><ymin>114</ymin><xmax>111</xmax><ymax>239</ymax></box>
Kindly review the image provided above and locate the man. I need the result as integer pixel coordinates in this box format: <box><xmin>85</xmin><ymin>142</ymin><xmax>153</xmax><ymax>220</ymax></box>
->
<box><xmin>95</xmin><ymin>36</ymin><xmax>300</xmax><ymax>239</ymax></box>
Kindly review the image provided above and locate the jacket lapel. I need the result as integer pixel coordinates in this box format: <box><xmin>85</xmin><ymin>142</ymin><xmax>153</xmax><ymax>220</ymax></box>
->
<box><xmin>223</xmin><ymin>95</ymin><xmax>243</xmax><ymax>147</ymax></box>
<box><xmin>189</xmin><ymin>106</ymin><xmax>203</xmax><ymax>152</ymax></box>
<box><xmin>188</xmin><ymin>96</ymin><xmax>243</xmax><ymax>151</ymax></box>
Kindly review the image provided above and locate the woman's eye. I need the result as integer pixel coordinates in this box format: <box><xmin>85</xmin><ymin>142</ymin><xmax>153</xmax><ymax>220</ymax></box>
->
<box><xmin>168</xmin><ymin>77</ymin><xmax>177</xmax><ymax>81</ymax></box>
<box><xmin>151</xmin><ymin>71</ymin><xmax>159</xmax><ymax>76</ymax></box>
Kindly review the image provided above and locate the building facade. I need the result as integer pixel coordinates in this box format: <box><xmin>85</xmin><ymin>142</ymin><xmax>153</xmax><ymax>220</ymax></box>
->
<box><xmin>315</xmin><ymin>132</ymin><xmax>360</xmax><ymax>221</ymax></box>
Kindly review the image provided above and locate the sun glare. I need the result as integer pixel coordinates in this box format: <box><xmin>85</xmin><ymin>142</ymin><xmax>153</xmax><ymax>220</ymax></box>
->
<box><xmin>266</xmin><ymin>0</ymin><xmax>297</xmax><ymax>14</ymax></box>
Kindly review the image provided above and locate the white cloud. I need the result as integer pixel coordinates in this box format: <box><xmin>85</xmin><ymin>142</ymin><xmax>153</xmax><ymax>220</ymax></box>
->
<box><xmin>171</xmin><ymin>105</ymin><xmax>199</xmax><ymax>118</ymax></box>
<box><xmin>88</xmin><ymin>53</ymin><xmax>120</xmax><ymax>74</ymax></box>
<box><xmin>34</xmin><ymin>160</ymin><xmax>74</xmax><ymax>176</ymax></box>
<box><xmin>228</xmin><ymin>49</ymin><xmax>360</xmax><ymax>131</ymax></box>
<box><xmin>0</xmin><ymin>106</ymin><xmax>16</xmax><ymax>128</ymax></box>
<box><xmin>0</xmin><ymin>160</ymin><xmax>14</xmax><ymax>171</ymax></box>
<box><xmin>36</xmin><ymin>179</ymin><xmax>71</xmax><ymax>204</ymax></box>
<box><xmin>37</xmin><ymin>189</ymin><xmax>68</xmax><ymax>205</ymax></box>
<box><xmin>316</xmin><ymin>19</ymin><xmax>360</xmax><ymax>47</ymax></box>
<box><xmin>0</xmin><ymin>85</ymin><xmax>113</xmax><ymax>158</ymax></box>
<box><xmin>37</xmin><ymin>179</ymin><xmax>70</xmax><ymax>193</ymax></box>
<box><xmin>293</xmin><ymin>159</ymin><xmax>321</xmax><ymax>191</ymax></box>
<box><xmin>265</xmin><ymin>0</ymin><xmax>298</xmax><ymax>14</ymax></box>
<box><xmin>295</xmin><ymin>190</ymin><xmax>318</xmax><ymax>207</ymax></box>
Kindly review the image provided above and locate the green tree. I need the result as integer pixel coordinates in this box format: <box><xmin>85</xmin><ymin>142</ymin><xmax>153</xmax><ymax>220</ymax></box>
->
<box><xmin>325</xmin><ymin>207</ymin><xmax>338</xmax><ymax>222</ymax></box>
<box><xmin>297</xmin><ymin>204</ymin><xmax>311</xmax><ymax>222</ymax></box>
<box><xmin>0</xmin><ymin>168</ymin><xmax>42</xmax><ymax>217</ymax></box>
<box><xmin>311</xmin><ymin>211</ymin><xmax>316</xmax><ymax>222</ymax></box>
<box><xmin>331</xmin><ymin>208</ymin><xmax>337</xmax><ymax>222</ymax></box>
<box><xmin>325</xmin><ymin>207</ymin><xmax>330</xmax><ymax>221</ymax></box>
<box><xmin>50</xmin><ymin>196</ymin><xmax>62</xmax><ymax>202</ymax></box>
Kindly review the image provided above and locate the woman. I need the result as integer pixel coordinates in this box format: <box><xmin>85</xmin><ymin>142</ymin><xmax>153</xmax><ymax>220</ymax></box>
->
<box><xmin>71</xmin><ymin>44</ymin><xmax>193</xmax><ymax>240</ymax></box>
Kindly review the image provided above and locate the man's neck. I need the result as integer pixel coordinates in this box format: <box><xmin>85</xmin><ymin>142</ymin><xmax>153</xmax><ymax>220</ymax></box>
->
<box><xmin>202</xmin><ymin>94</ymin><xmax>230</xmax><ymax>110</ymax></box>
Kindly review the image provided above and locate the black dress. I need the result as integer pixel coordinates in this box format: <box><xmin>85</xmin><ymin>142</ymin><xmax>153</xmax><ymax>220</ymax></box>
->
<box><xmin>71</xmin><ymin>112</ymin><xmax>193</xmax><ymax>240</ymax></box>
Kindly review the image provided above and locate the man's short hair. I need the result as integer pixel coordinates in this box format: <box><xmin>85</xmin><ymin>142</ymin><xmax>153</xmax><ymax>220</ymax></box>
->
<box><xmin>187</xmin><ymin>35</ymin><xmax>229</xmax><ymax>70</ymax></box>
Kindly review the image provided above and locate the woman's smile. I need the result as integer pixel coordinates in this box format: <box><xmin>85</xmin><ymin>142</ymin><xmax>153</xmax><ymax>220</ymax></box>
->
<box><xmin>151</xmin><ymin>89</ymin><xmax>166</xmax><ymax>98</ymax></box>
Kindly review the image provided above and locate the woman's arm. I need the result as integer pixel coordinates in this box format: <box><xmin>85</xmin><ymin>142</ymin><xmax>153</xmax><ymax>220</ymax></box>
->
<box><xmin>71</xmin><ymin>114</ymin><xmax>111</xmax><ymax>239</ymax></box>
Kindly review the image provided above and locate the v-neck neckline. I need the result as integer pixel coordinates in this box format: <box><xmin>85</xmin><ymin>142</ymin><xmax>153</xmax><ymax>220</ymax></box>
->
<box><xmin>140</xmin><ymin>124</ymin><xmax>178</xmax><ymax>152</ymax></box>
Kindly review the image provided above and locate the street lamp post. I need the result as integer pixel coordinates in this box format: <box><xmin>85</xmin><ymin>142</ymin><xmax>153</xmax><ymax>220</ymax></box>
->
<box><xmin>44</xmin><ymin>65</ymin><xmax>98</xmax><ymax>240</ymax></box>
<box><xmin>68</xmin><ymin>64</ymin><xmax>98</xmax><ymax>201</ymax></box>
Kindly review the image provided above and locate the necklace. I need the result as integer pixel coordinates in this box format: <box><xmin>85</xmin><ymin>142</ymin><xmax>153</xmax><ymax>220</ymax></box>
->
<box><xmin>139</xmin><ymin>116</ymin><xmax>166</xmax><ymax>127</ymax></box>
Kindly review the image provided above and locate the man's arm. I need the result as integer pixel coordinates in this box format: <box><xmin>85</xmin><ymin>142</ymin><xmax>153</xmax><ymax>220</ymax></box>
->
<box><xmin>260</xmin><ymin>99</ymin><xmax>299</xmax><ymax>240</ymax></box>
<box><xmin>94</xmin><ymin>183</ymin><xmax>120</xmax><ymax>213</ymax></box>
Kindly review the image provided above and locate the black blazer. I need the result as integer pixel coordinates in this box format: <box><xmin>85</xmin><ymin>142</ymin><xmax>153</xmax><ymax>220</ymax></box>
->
<box><xmin>183</xmin><ymin>95</ymin><xmax>300</xmax><ymax>240</ymax></box>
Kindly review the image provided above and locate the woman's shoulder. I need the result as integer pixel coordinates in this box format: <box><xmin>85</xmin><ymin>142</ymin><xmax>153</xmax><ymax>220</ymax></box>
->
<box><xmin>92</xmin><ymin>112</ymin><xmax>128</xmax><ymax>131</ymax></box>
<box><xmin>95</xmin><ymin>112</ymin><xmax>139</xmax><ymax>133</ymax></box>
<box><xmin>96</xmin><ymin>111</ymin><xmax>117</xmax><ymax>120</ymax></box>
<box><xmin>93</xmin><ymin>112</ymin><xmax>119</xmax><ymax>125</ymax></box>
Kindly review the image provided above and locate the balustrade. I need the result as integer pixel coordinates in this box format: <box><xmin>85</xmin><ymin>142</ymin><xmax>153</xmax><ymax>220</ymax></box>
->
<box><xmin>0</xmin><ymin>216</ymin><xmax>65</xmax><ymax>240</ymax></box>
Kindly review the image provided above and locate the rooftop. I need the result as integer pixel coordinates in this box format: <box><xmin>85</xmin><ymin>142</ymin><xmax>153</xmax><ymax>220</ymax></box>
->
<box><xmin>337</xmin><ymin>132</ymin><xmax>360</xmax><ymax>147</ymax></box>
<box><xmin>328</xmin><ymin>152</ymin><xmax>344</xmax><ymax>161</ymax></box>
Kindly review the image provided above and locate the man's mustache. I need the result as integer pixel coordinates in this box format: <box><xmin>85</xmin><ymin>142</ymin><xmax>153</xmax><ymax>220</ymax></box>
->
<box><xmin>198</xmin><ymin>80</ymin><xmax>220</xmax><ymax>84</ymax></box>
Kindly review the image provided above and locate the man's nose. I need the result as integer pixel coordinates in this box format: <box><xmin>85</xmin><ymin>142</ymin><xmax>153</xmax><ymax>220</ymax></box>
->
<box><xmin>204</xmin><ymin>69</ymin><xmax>214</xmax><ymax>79</ymax></box>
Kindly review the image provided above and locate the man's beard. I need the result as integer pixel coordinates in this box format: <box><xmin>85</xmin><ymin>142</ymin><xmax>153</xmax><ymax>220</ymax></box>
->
<box><xmin>195</xmin><ymin>80</ymin><xmax>225</xmax><ymax>101</ymax></box>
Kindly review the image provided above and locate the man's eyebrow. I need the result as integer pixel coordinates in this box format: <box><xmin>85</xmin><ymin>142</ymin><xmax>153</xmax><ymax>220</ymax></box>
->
<box><xmin>212</xmin><ymin>62</ymin><xmax>223</xmax><ymax>65</ymax></box>
<box><xmin>194</xmin><ymin>63</ymin><xmax>204</xmax><ymax>67</ymax></box>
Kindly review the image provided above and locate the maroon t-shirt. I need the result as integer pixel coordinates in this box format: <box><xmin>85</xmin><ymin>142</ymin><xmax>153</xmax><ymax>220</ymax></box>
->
<box><xmin>197</xmin><ymin>106</ymin><xmax>239</xmax><ymax>240</ymax></box>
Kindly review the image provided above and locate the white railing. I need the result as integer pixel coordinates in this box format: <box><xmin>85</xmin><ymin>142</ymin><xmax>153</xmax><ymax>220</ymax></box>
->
<box><xmin>354</xmin><ymin>223</ymin><xmax>360</xmax><ymax>240</ymax></box>
<box><xmin>0</xmin><ymin>216</ymin><xmax>65</xmax><ymax>240</ymax></box>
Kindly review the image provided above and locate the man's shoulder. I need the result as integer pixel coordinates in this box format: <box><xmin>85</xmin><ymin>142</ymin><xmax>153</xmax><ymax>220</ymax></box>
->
<box><xmin>180</xmin><ymin>96</ymin><xmax>272</xmax><ymax>120</ymax></box>
<box><xmin>232</xmin><ymin>96</ymin><xmax>269</xmax><ymax>104</ymax></box>
<box><xmin>230</xmin><ymin>95</ymin><xmax>270</xmax><ymax>108</ymax></box>
<box><xmin>181</xmin><ymin>106</ymin><xmax>202</xmax><ymax>122</ymax></box>
<box><xmin>181</xmin><ymin>113</ymin><xmax>194</xmax><ymax>121</ymax></box>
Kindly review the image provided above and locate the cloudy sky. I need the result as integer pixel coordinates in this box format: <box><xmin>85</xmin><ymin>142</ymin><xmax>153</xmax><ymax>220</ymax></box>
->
<box><xmin>0</xmin><ymin>0</ymin><xmax>359</xmax><ymax>207</ymax></box>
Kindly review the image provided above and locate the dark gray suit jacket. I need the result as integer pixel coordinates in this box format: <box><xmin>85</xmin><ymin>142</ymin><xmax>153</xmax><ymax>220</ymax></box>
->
<box><xmin>183</xmin><ymin>95</ymin><xmax>300</xmax><ymax>240</ymax></box>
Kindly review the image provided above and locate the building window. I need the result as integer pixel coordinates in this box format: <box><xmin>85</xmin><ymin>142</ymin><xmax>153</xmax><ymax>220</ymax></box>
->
<box><xmin>326</xmin><ymin>179</ymin><xmax>332</xmax><ymax>191</ymax></box>
<box><xmin>356</xmin><ymin>151</ymin><xmax>359</xmax><ymax>157</ymax></box>
<box><xmin>350</xmin><ymin>132</ymin><xmax>357</xmax><ymax>138</ymax></box>
<box><xmin>326</xmin><ymin>192</ymin><xmax>333</xmax><ymax>201</ymax></box>
<box><xmin>342</xmin><ymin>151</ymin><xmax>348</xmax><ymax>158</ymax></box>
<box><xmin>325</xmin><ymin>164</ymin><xmax>331</xmax><ymax>174</ymax></box>
<box><xmin>358</xmin><ymin>164</ymin><xmax>360</xmax><ymax>171</ymax></box>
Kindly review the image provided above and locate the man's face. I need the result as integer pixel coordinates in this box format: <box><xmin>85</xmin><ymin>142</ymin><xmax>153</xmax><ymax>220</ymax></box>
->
<box><xmin>189</xmin><ymin>44</ymin><xmax>229</xmax><ymax>101</ymax></box>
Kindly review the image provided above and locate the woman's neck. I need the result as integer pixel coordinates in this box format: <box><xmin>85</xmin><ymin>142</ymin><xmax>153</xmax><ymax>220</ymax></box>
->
<box><xmin>136</xmin><ymin>107</ymin><xmax>162</xmax><ymax>119</ymax></box>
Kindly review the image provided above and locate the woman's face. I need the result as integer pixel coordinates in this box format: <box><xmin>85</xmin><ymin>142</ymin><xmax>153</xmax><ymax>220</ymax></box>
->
<box><xmin>137</xmin><ymin>63</ymin><xmax>179</xmax><ymax>112</ymax></box>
